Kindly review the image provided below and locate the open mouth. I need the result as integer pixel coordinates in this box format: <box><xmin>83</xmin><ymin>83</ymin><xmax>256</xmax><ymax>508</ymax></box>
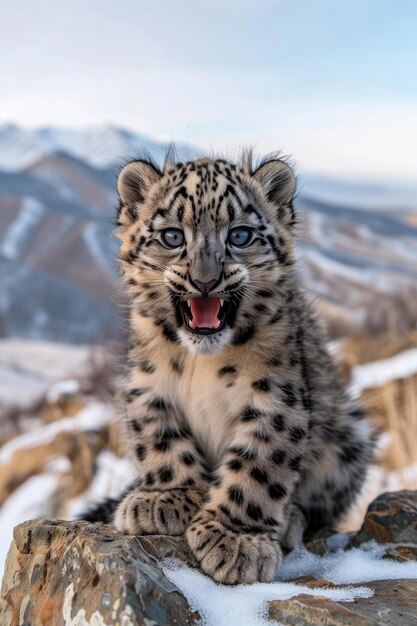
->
<box><xmin>179</xmin><ymin>297</ymin><xmax>231</xmax><ymax>335</ymax></box>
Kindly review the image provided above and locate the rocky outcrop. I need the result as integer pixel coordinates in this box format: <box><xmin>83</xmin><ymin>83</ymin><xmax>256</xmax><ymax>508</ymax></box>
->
<box><xmin>269</xmin><ymin>579</ymin><xmax>417</xmax><ymax>626</ymax></box>
<box><xmin>0</xmin><ymin>519</ymin><xmax>199</xmax><ymax>626</ymax></box>
<box><xmin>269</xmin><ymin>593</ymin><xmax>379</xmax><ymax>626</ymax></box>
<box><xmin>349</xmin><ymin>490</ymin><xmax>417</xmax><ymax>546</ymax></box>
<box><xmin>1</xmin><ymin>491</ymin><xmax>417</xmax><ymax>626</ymax></box>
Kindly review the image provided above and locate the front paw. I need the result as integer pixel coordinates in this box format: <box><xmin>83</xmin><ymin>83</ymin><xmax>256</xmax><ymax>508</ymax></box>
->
<box><xmin>114</xmin><ymin>487</ymin><xmax>203</xmax><ymax>536</ymax></box>
<box><xmin>186</xmin><ymin>510</ymin><xmax>282</xmax><ymax>584</ymax></box>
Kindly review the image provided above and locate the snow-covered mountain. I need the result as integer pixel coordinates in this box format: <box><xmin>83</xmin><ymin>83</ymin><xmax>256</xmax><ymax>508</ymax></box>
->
<box><xmin>0</xmin><ymin>123</ymin><xmax>195</xmax><ymax>171</ymax></box>
<box><xmin>1</xmin><ymin>122</ymin><xmax>416</xmax><ymax>209</ymax></box>
<box><xmin>0</xmin><ymin>151</ymin><xmax>119</xmax><ymax>343</ymax></box>
<box><xmin>0</xmin><ymin>123</ymin><xmax>416</xmax><ymax>343</ymax></box>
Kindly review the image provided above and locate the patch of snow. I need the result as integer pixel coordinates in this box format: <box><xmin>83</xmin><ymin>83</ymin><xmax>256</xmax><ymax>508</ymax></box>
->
<box><xmin>162</xmin><ymin>542</ymin><xmax>417</xmax><ymax>626</ymax></box>
<box><xmin>0</xmin><ymin>340</ymin><xmax>109</xmax><ymax>410</ymax></box>
<box><xmin>0</xmin><ymin>197</ymin><xmax>44</xmax><ymax>260</ymax></box>
<box><xmin>0</xmin><ymin>363</ymin><xmax>50</xmax><ymax>411</ymax></box>
<box><xmin>162</xmin><ymin>559</ymin><xmax>372</xmax><ymax>626</ymax></box>
<box><xmin>0</xmin><ymin>473</ymin><xmax>59</xmax><ymax>581</ymax></box>
<box><xmin>279</xmin><ymin>542</ymin><xmax>417</xmax><ymax>584</ymax></box>
<box><xmin>0</xmin><ymin>339</ymin><xmax>101</xmax><ymax>382</ymax></box>
<box><xmin>0</xmin><ymin>402</ymin><xmax>113</xmax><ymax>465</ymax></box>
<box><xmin>350</xmin><ymin>348</ymin><xmax>417</xmax><ymax>394</ymax></box>
<box><xmin>326</xmin><ymin>339</ymin><xmax>346</xmax><ymax>356</ymax></box>
<box><xmin>44</xmin><ymin>455</ymin><xmax>72</xmax><ymax>473</ymax></box>
<box><xmin>67</xmin><ymin>450</ymin><xmax>137</xmax><ymax>519</ymax></box>
<box><xmin>46</xmin><ymin>379</ymin><xmax>80</xmax><ymax>404</ymax></box>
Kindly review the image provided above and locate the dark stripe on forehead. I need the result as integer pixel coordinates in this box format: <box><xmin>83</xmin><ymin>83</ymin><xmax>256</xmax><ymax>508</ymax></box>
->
<box><xmin>225</xmin><ymin>184</ymin><xmax>243</xmax><ymax>207</ymax></box>
<box><xmin>189</xmin><ymin>195</ymin><xmax>198</xmax><ymax>224</ymax></box>
<box><xmin>171</xmin><ymin>185</ymin><xmax>188</xmax><ymax>205</ymax></box>
<box><xmin>152</xmin><ymin>207</ymin><xmax>168</xmax><ymax>220</ymax></box>
<box><xmin>148</xmin><ymin>207</ymin><xmax>170</xmax><ymax>231</ymax></box>
<box><xmin>177</xmin><ymin>204</ymin><xmax>184</xmax><ymax>222</ymax></box>
<box><xmin>148</xmin><ymin>185</ymin><xmax>188</xmax><ymax>229</ymax></box>
<box><xmin>243</xmin><ymin>203</ymin><xmax>263</xmax><ymax>221</ymax></box>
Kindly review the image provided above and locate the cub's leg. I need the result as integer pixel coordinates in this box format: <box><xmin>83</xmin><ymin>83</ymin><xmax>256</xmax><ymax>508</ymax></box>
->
<box><xmin>295</xmin><ymin>407</ymin><xmax>375</xmax><ymax>532</ymax></box>
<box><xmin>114</xmin><ymin>390</ymin><xmax>208</xmax><ymax>536</ymax></box>
<box><xmin>186</xmin><ymin>398</ymin><xmax>309</xmax><ymax>584</ymax></box>
<box><xmin>281</xmin><ymin>502</ymin><xmax>307</xmax><ymax>551</ymax></box>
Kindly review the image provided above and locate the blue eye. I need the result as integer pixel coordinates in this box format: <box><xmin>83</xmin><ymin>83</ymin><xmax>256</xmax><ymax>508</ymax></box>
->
<box><xmin>161</xmin><ymin>228</ymin><xmax>184</xmax><ymax>248</ymax></box>
<box><xmin>227</xmin><ymin>227</ymin><xmax>253</xmax><ymax>247</ymax></box>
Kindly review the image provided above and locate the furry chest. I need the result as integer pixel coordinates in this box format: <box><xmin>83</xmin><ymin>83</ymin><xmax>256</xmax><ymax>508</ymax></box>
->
<box><xmin>177</xmin><ymin>365</ymin><xmax>245</xmax><ymax>465</ymax></box>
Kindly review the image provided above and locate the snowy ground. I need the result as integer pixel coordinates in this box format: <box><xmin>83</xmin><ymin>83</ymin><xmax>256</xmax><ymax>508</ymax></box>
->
<box><xmin>0</xmin><ymin>339</ymin><xmax>105</xmax><ymax>410</ymax></box>
<box><xmin>162</xmin><ymin>543</ymin><xmax>417</xmax><ymax>626</ymax></box>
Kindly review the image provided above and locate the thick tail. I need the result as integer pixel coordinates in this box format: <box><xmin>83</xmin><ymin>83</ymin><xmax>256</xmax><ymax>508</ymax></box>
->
<box><xmin>78</xmin><ymin>481</ymin><xmax>138</xmax><ymax>524</ymax></box>
<box><xmin>78</xmin><ymin>496</ymin><xmax>122</xmax><ymax>524</ymax></box>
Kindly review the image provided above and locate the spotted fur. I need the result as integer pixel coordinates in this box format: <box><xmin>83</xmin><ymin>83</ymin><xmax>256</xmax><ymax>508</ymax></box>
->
<box><xmin>104</xmin><ymin>154</ymin><xmax>373</xmax><ymax>584</ymax></box>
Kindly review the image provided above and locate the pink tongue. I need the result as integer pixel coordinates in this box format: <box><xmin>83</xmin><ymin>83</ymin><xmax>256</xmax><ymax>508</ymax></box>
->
<box><xmin>189</xmin><ymin>297</ymin><xmax>221</xmax><ymax>329</ymax></box>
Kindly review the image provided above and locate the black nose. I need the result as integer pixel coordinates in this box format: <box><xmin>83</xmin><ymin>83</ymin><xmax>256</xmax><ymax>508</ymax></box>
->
<box><xmin>191</xmin><ymin>278</ymin><xmax>219</xmax><ymax>295</ymax></box>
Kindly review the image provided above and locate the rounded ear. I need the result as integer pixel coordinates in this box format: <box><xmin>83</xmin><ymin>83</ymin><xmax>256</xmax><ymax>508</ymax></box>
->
<box><xmin>118</xmin><ymin>160</ymin><xmax>162</xmax><ymax>207</ymax></box>
<box><xmin>253</xmin><ymin>159</ymin><xmax>296</xmax><ymax>206</ymax></box>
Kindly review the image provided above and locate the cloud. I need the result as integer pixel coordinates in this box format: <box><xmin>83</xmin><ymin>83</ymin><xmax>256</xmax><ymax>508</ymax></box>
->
<box><xmin>0</xmin><ymin>65</ymin><xmax>284</xmax><ymax>136</ymax></box>
<box><xmin>1</xmin><ymin>0</ymin><xmax>416</xmax><ymax>181</ymax></box>
<box><xmin>258</xmin><ymin>102</ymin><xmax>417</xmax><ymax>180</ymax></box>
<box><xmin>2</xmin><ymin>68</ymin><xmax>416</xmax><ymax>181</ymax></box>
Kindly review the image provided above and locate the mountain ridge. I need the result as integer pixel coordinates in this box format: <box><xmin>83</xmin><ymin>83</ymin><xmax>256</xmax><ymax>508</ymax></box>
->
<box><xmin>2</xmin><ymin>122</ymin><xmax>416</xmax><ymax>210</ymax></box>
<box><xmin>0</xmin><ymin>123</ymin><xmax>195</xmax><ymax>172</ymax></box>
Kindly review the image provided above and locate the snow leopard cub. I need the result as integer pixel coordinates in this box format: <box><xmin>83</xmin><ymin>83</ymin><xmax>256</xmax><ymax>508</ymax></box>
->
<box><xmin>86</xmin><ymin>154</ymin><xmax>373</xmax><ymax>584</ymax></box>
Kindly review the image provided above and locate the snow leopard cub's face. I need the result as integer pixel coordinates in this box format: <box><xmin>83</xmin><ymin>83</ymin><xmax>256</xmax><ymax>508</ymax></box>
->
<box><xmin>117</xmin><ymin>156</ymin><xmax>296</xmax><ymax>354</ymax></box>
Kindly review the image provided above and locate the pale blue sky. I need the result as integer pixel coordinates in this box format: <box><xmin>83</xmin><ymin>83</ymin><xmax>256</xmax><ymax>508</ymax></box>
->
<box><xmin>1</xmin><ymin>0</ymin><xmax>417</xmax><ymax>180</ymax></box>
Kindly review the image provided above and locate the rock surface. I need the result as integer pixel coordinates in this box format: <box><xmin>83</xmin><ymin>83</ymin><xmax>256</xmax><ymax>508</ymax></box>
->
<box><xmin>270</xmin><ymin>578</ymin><xmax>417</xmax><ymax>626</ymax></box>
<box><xmin>1</xmin><ymin>490</ymin><xmax>417</xmax><ymax>626</ymax></box>
<box><xmin>269</xmin><ymin>593</ymin><xmax>380</xmax><ymax>626</ymax></box>
<box><xmin>0</xmin><ymin>519</ymin><xmax>199</xmax><ymax>626</ymax></box>
<box><xmin>349</xmin><ymin>490</ymin><xmax>417</xmax><ymax>547</ymax></box>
